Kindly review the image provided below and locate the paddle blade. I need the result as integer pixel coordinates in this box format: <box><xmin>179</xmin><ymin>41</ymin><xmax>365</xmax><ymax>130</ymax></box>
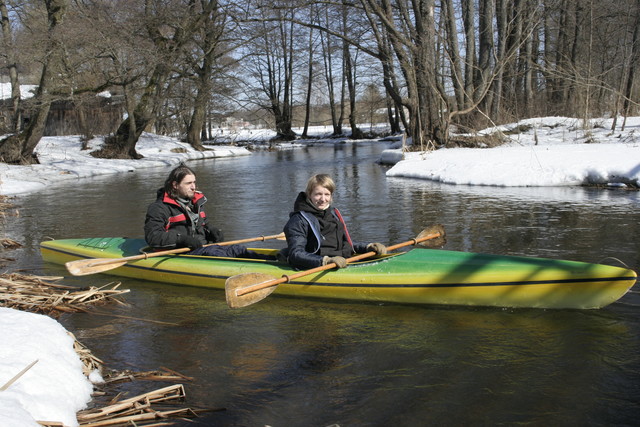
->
<box><xmin>65</xmin><ymin>258</ymin><xmax>128</xmax><ymax>276</ymax></box>
<box><xmin>225</xmin><ymin>273</ymin><xmax>278</xmax><ymax>308</ymax></box>
<box><xmin>417</xmin><ymin>224</ymin><xmax>446</xmax><ymax>248</ymax></box>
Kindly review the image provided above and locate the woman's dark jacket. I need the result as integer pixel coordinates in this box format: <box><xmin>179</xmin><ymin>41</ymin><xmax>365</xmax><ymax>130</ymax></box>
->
<box><xmin>144</xmin><ymin>188</ymin><xmax>220</xmax><ymax>250</ymax></box>
<box><xmin>282</xmin><ymin>192</ymin><xmax>367</xmax><ymax>269</ymax></box>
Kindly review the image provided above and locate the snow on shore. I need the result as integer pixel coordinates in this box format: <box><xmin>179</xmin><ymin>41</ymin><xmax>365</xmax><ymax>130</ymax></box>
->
<box><xmin>384</xmin><ymin>116</ymin><xmax>640</xmax><ymax>187</ymax></box>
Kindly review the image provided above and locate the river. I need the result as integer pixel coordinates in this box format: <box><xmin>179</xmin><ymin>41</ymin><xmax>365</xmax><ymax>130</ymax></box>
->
<box><xmin>5</xmin><ymin>141</ymin><xmax>640</xmax><ymax>426</ymax></box>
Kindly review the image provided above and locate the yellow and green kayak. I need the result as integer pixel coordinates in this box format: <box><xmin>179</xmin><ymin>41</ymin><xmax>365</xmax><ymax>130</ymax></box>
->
<box><xmin>40</xmin><ymin>237</ymin><xmax>637</xmax><ymax>309</ymax></box>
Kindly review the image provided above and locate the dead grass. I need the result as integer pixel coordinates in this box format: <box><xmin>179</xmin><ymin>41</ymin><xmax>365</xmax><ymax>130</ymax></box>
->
<box><xmin>0</xmin><ymin>273</ymin><xmax>129</xmax><ymax>316</ymax></box>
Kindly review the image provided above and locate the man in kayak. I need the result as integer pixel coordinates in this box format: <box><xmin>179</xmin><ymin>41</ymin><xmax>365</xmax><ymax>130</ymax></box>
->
<box><xmin>145</xmin><ymin>165</ymin><xmax>271</xmax><ymax>259</ymax></box>
<box><xmin>281</xmin><ymin>173</ymin><xmax>387</xmax><ymax>269</ymax></box>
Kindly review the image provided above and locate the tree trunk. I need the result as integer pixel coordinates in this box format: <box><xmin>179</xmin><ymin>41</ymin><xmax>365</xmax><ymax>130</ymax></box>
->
<box><xmin>0</xmin><ymin>0</ymin><xmax>21</xmax><ymax>133</ymax></box>
<box><xmin>413</xmin><ymin>0</ymin><xmax>445</xmax><ymax>146</ymax></box>
<box><xmin>621</xmin><ymin>0</ymin><xmax>640</xmax><ymax>128</ymax></box>
<box><xmin>93</xmin><ymin>66</ymin><xmax>169</xmax><ymax>159</ymax></box>
<box><xmin>320</xmin><ymin>27</ymin><xmax>341</xmax><ymax>135</ymax></box>
<box><xmin>342</xmin><ymin>1</ymin><xmax>363</xmax><ymax>139</ymax></box>
<box><xmin>338</xmin><ymin>60</ymin><xmax>346</xmax><ymax>135</ymax></box>
<box><xmin>378</xmin><ymin>31</ymin><xmax>404</xmax><ymax>135</ymax></box>
<box><xmin>567</xmin><ymin>1</ymin><xmax>584</xmax><ymax>110</ymax></box>
<box><xmin>462</xmin><ymin>0</ymin><xmax>476</xmax><ymax>107</ymax></box>
<box><xmin>343</xmin><ymin>42</ymin><xmax>363</xmax><ymax>139</ymax></box>
<box><xmin>0</xmin><ymin>0</ymin><xmax>67</xmax><ymax>165</ymax></box>
<box><xmin>187</xmin><ymin>93</ymin><xmax>207</xmax><ymax>151</ymax></box>
<box><xmin>302</xmin><ymin>25</ymin><xmax>315</xmax><ymax>138</ymax></box>
<box><xmin>476</xmin><ymin>0</ymin><xmax>495</xmax><ymax>109</ymax></box>
<box><xmin>441</xmin><ymin>0</ymin><xmax>464</xmax><ymax>111</ymax></box>
<box><xmin>551</xmin><ymin>0</ymin><xmax>572</xmax><ymax>108</ymax></box>
<box><xmin>186</xmin><ymin>1</ymin><xmax>220</xmax><ymax>150</ymax></box>
<box><xmin>271</xmin><ymin>18</ymin><xmax>296</xmax><ymax>140</ymax></box>
<box><xmin>359</xmin><ymin>0</ymin><xmax>446</xmax><ymax>146</ymax></box>
<box><xmin>490</xmin><ymin>0</ymin><xmax>508</xmax><ymax>119</ymax></box>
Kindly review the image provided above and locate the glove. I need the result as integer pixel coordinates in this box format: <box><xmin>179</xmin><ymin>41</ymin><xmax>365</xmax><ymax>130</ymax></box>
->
<box><xmin>204</xmin><ymin>224</ymin><xmax>224</xmax><ymax>243</ymax></box>
<box><xmin>322</xmin><ymin>256</ymin><xmax>347</xmax><ymax>268</ymax></box>
<box><xmin>177</xmin><ymin>235</ymin><xmax>203</xmax><ymax>250</ymax></box>
<box><xmin>367</xmin><ymin>242</ymin><xmax>387</xmax><ymax>255</ymax></box>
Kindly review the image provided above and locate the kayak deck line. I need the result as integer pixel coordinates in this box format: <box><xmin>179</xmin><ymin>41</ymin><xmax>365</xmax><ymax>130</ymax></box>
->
<box><xmin>282</xmin><ymin>275</ymin><xmax>638</xmax><ymax>288</ymax></box>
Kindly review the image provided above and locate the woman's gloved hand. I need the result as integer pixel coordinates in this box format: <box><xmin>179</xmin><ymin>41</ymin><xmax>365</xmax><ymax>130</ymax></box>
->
<box><xmin>322</xmin><ymin>256</ymin><xmax>348</xmax><ymax>268</ymax></box>
<box><xmin>367</xmin><ymin>242</ymin><xmax>387</xmax><ymax>255</ymax></box>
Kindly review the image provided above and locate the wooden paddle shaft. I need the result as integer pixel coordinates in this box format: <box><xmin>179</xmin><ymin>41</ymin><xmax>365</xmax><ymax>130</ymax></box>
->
<box><xmin>85</xmin><ymin>233</ymin><xmax>284</xmax><ymax>267</ymax></box>
<box><xmin>235</xmin><ymin>230</ymin><xmax>442</xmax><ymax>297</ymax></box>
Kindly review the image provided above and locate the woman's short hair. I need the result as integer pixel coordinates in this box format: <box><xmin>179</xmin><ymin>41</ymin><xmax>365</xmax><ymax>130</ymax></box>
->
<box><xmin>164</xmin><ymin>165</ymin><xmax>196</xmax><ymax>198</ymax></box>
<box><xmin>305</xmin><ymin>174</ymin><xmax>336</xmax><ymax>196</ymax></box>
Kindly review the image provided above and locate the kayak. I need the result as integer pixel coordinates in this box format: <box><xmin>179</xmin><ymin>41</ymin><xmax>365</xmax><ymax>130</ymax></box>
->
<box><xmin>39</xmin><ymin>237</ymin><xmax>637</xmax><ymax>309</ymax></box>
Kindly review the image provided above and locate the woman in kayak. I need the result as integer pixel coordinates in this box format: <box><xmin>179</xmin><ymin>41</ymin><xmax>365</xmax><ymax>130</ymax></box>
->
<box><xmin>282</xmin><ymin>173</ymin><xmax>387</xmax><ymax>269</ymax></box>
<box><xmin>145</xmin><ymin>165</ymin><xmax>271</xmax><ymax>259</ymax></box>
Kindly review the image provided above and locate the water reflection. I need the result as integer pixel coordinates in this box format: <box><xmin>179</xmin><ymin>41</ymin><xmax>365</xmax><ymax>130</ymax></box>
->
<box><xmin>62</xmin><ymin>283</ymin><xmax>638</xmax><ymax>426</ymax></box>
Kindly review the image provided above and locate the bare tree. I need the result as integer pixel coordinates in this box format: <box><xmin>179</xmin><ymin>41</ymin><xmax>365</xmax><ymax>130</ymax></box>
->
<box><xmin>461</xmin><ymin>0</ymin><xmax>476</xmax><ymax>108</ymax></box>
<box><xmin>184</xmin><ymin>0</ymin><xmax>231</xmax><ymax>150</ymax></box>
<box><xmin>440</xmin><ymin>0</ymin><xmax>464</xmax><ymax>111</ymax></box>
<box><xmin>0</xmin><ymin>0</ymin><xmax>67</xmax><ymax>164</ymax></box>
<box><xmin>239</xmin><ymin>2</ymin><xmax>298</xmax><ymax>141</ymax></box>
<box><xmin>1</xmin><ymin>0</ymin><xmax>638</xmax><ymax>165</ymax></box>
<box><xmin>359</xmin><ymin>0</ymin><xmax>447</xmax><ymax>146</ymax></box>
<box><xmin>361</xmin><ymin>83</ymin><xmax>384</xmax><ymax>131</ymax></box>
<box><xmin>621</xmin><ymin>0</ymin><xmax>640</xmax><ymax>128</ymax></box>
<box><xmin>341</xmin><ymin>0</ymin><xmax>364</xmax><ymax>139</ymax></box>
<box><xmin>92</xmin><ymin>0</ymin><xmax>218</xmax><ymax>158</ymax></box>
<box><xmin>301</xmin><ymin>4</ymin><xmax>319</xmax><ymax>138</ymax></box>
<box><xmin>319</xmin><ymin>6</ymin><xmax>344</xmax><ymax>135</ymax></box>
<box><xmin>0</xmin><ymin>0</ymin><xmax>22</xmax><ymax>133</ymax></box>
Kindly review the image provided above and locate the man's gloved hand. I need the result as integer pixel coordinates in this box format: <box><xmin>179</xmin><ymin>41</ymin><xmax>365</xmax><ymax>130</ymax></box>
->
<box><xmin>367</xmin><ymin>242</ymin><xmax>387</xmax><ymax>255</ymax></box>
<box><xmin>204</xmin><ymin>224</ymin><xmax>224</xmax><ymax>243</ymax></box>
<box><xmin>322</xmin><ymin>256</ymin><xmax>348</xmax><ymax>268</ymax></box>
<box><xmin>177</xmin><ymin>235</ymin><xmax>203</xmax><ymax>250</ymax></box>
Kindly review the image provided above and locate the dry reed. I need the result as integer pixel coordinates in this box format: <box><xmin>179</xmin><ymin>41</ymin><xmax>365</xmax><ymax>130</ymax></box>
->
<box><xmin>0</xmin><ymin>273</ymin><xmax>129</xmax><ymax>317</ymax></box>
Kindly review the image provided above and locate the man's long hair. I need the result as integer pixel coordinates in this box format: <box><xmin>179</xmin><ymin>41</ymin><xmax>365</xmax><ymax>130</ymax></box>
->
<box><xmin>164</xmin><ymin>165</ymin><xmax>196</xmax><ymax>199</ymax></box>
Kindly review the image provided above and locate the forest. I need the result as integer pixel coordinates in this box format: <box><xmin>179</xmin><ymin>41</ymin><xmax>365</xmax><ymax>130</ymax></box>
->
<box><xmin>0</xmin><ymin>0</ymin><xmax>638</xmax><ymax>164</ymax></box>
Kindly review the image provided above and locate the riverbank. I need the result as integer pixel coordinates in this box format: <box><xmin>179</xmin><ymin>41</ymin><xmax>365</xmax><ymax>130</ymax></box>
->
<box><xmin>0</xmin><ymin>271</ymin><xmax>124</xmax><ymax>426</ymax></box>
<box><xmin>0</xmin><ymin>133</ymin><xmax>253</xmax><ymax>196</ymax></box>
<box><xmin>382</xmin><ymin>116</ymin><xmax>640</xmax><ymax>188</ymax></box>
<box><xmin>1</xmin><ymin>116</ymin><xmax>639</xmax><ymax>196</ymax></box>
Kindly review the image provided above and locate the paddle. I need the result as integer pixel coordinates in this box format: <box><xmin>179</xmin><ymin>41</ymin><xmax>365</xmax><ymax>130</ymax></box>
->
<box><xmin>65</xmin><ymin>232</ymin><xmax>286</xmax><ymax>276</ymax></box>
<box><xmin>225</xmin><ymin>224</ymin><xmax>446</xmax><ymax>309</ymax></box>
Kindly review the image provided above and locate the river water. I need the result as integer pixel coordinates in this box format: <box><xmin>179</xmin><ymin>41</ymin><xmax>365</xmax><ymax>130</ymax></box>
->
<box><xmin>4</xmin><ymin>141</ymin><xmax>640</xmax><ymax>426</ymax></box>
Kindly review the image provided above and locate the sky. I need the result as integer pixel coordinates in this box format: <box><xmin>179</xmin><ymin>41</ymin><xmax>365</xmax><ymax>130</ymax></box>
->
<box><xmin>0</xmin><ymin>115</ymin><xmax>639</xmax><ymax>425</ymax></box>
